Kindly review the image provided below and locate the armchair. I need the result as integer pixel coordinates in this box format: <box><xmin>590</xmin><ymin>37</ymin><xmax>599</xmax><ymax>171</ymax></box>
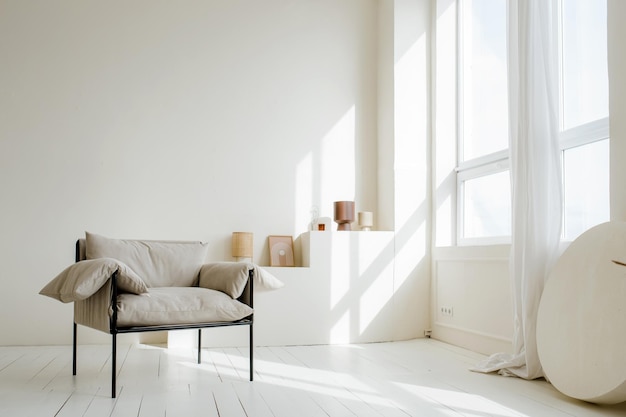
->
<box><xmin>40</xmin><ymin>232</ymin><xmax>256</xmax><ymax>398</ymax></box>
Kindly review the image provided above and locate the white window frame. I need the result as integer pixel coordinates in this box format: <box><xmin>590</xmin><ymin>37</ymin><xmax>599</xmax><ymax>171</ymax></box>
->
<box><xmin>559</xmin><ymin>118</ymin><xmax>609</xmax><ymax>151</ymax></box>
<box><xmin>457</xmin><ymin>155</ymin><xmax>511</xmax><ymax>246</ymax></box>
<box><xmin>456</xmin><ymin>0</ymin><xmax>511</xmax><ymax>246</ymax></box>
<box><xmin>557</xmin><ymin>0</ymin><xmax>610</xmax><ymax>241</ymax></box>
<box><xmin>556</xmin><ymin>0</ymin><xmax>609</xmax><ymax>151</ymax></box>
<box><xmin>453</xmin><ymin>0</ymin><xmax>609</xmax><ymax>247</ymax></box>
<box><xmin>558</xmin><ymin>120</ymin><xmax>610</xmax><ymax>243</ymax></box>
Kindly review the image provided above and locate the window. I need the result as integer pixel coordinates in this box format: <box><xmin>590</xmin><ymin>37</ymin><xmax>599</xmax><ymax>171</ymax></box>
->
<box><xmin>559</xmin><ymin>0</ymin><xmax>609</xmax><ymax>241</ymax></box>
<box><xmin>460</xmin><ymin>166</ymin><xmax>510</xmax><ymax>240</ymax></box>
<box><xmin>455</xmin><ymin>0</ymin><xmax>609</xmax><ymax>245</ymax></box>
<box><xmin>457</xmin><ymin>0</ymin><xmax>510</xmax><ymax>245</ymax></box>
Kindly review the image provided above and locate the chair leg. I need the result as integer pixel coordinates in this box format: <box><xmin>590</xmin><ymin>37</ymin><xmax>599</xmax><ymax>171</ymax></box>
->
<box><xmin>111</xmin><ymin>333</ymin><xmax>117</xmax><ymax>398</ymax></box>
<box><xmin>197</xmin><ymin>329</ymin><xmax>202</xmax><ymax>364</ymax></box>
<box><xmin>72</xmin><ymin>322</ymin><xmax>77</xmax><ymax>376</ymax></box>
<box><xmin>249</xmin><ymin>323</ymin><xmax>254</xmax><ymax>381</ymax></box>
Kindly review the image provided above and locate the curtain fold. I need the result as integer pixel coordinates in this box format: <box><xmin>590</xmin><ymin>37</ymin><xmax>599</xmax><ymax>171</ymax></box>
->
<box><xmin>471</xmin><ymin>0</ymin><xmax>562</xmax><ymax>379</ymax></box>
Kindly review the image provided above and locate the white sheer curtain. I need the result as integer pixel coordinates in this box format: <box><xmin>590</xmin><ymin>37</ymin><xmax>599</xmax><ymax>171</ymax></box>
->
<box><xmin>472</xmin><ymin>0</ymin><xmax>562</xmax><ymax>379</ymax></box>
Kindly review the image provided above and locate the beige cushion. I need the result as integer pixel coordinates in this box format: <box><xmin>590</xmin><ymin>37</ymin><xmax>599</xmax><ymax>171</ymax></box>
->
<box><xmin>199</xmin><ymin>263</ymin><xmax>285</xmax><ymax>297</ymax></box>
<box><xmin>199</xmin><ymin>262</ymin><xmax>250</xmax><ymax>298</ymax></box>
<box><xmin>86</xmin><ymin>232</ymin><xmax>209</xmax><ymax>287</ymax></box>
<box><xmin>40</xmin><ymin>258</ymin><xmax>148</xmax><ymax>303</ymax></box>
<box><xmin>253</xmin><ymin>266</ymin><xmax>285</xmax><ymax>292</ymax></box>
<box><xmin>116</xmin><ymin>287</ymin><xmax>253</xmax><ymax>327</ymax></box>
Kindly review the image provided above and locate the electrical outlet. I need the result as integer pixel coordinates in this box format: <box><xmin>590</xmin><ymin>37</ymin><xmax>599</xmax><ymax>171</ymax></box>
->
<box><xmin>440</xmin><ymin>306</ymin><xmax>454</xmax><ymax>317</ymax></box>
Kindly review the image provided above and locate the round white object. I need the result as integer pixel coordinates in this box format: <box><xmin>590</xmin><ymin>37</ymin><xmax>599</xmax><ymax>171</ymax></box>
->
<box><xmin>537</xmin><ymin>222</ymin><xmax>626</xmax><ymax>404</ymax></box>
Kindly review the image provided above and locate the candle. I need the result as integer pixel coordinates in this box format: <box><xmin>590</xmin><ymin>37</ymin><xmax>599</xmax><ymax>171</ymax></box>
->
<box><xmin>358</xmin><ymin>211</ymin><xmax>373</xmax><ymax>231</ymax></box>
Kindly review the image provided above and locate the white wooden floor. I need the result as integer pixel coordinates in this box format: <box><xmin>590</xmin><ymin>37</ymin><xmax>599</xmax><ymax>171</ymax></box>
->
<box><xmin>1</xmin><ymin>339</ymin><xmax>624</xmax><ymax>417</ymax></box>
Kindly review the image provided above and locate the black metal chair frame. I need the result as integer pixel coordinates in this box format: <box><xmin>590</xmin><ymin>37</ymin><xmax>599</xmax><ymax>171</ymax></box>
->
<box><xmin>71</xmin><ymin>241</ymin><xmax>254</xmax><ymax>398</ymax></box>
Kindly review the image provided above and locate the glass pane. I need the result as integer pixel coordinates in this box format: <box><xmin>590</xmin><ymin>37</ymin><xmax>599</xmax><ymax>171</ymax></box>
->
<box><xmin>461</xmin><ymin>0</ymin><xmax>508</xmax><ymax>161</ymax></box>
<box><xmin>562</xmin><ymin>0</ymin><xmax>608</xmax><ymax>130</ymax></box>
<box><xmin>563</xmin><ymin>139</ymin><xmax>609</xmax><ymax>241</ymax></box>
<box><xmin>463</xmin><ymin>170</ymin><xmax>511</xmax><ymax>239</ymax></box>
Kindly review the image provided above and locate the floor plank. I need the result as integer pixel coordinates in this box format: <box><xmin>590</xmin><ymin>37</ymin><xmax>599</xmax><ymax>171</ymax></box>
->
<box><xmin>1</xmin><ymin>339</ymin><xmax>625</xmax><ymax>417</ymax></box>
<box><xmin>232</xmin><ymin>381</ymin><xmax>282</xmax><ymax>417</ymax></box>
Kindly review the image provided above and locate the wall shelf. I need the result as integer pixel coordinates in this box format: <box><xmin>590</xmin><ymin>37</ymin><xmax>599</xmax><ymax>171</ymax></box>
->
<box><xmin>171</xmin><ymin>231</ymin><xmax>406</xmax><ymax>347</ymax></box>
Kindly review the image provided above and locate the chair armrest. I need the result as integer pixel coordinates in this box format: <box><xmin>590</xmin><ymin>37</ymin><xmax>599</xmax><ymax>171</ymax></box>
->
<box><xmin>199</xmin><ymin>262</ymin><xmax>252</xmax><ymax>299</ymax></box>
<box><xmin>74</xmin><ymin>277</ymin><xmax>115</xmax><ymax>333</ymax></box>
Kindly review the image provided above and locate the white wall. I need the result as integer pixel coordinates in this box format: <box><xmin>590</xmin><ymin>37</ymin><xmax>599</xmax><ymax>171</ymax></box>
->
<box><xmin>376</xmin><ymin>0</ymin><xmax>432</xmax><ymax>344</ymax></box>
<box><xmin>390</xmin><ymin>0</ymin><xmax>432</xmax><ymax>343</ymax></box>
<box><xmin>0</xmin><ymin>0</ymin><xmax>383</xmax><ymax>345</ymax></box>
<box><xmin>4</xmin><ymin>0</ymin><xmax>619</xmax><ymax>353</ymax></box>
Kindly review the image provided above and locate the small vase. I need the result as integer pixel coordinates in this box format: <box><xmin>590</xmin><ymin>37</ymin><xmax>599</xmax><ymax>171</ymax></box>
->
<box><xmin>334</xmin><ymin>201</ymin><xmax>355</xmax><ymax>231</ymax></box>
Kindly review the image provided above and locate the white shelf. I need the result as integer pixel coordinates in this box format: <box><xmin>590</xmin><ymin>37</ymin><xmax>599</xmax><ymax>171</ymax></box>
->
<box><xmin>171</xmin><ymin>231</ymin><xmax>402</xmax><ymax>347</ymax></box>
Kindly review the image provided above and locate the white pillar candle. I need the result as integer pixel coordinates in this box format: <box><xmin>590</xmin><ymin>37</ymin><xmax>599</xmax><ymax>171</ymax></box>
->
<box><xmin>358</xmin><ymin>211</ymin><xmax>373</xmax><ymax>230</ymax></box>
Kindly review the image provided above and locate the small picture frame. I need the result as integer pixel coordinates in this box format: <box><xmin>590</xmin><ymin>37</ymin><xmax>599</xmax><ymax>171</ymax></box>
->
<box><xmin>268</xmin><ymin>235</ymin><xmax>295</xmax><ymax>267</ymax></box>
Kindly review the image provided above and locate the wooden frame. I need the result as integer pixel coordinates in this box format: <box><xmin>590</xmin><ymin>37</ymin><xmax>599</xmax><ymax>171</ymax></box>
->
<box><xmin>268</xmin><ymin>235</ymin><xmax>295</xmax><ymax>267</ymax></box>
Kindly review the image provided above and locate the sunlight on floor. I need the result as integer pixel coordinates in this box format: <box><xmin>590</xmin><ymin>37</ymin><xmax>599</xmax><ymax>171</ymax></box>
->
<box><xmin>3</xmin><ymin>341</ymin><xmax>624</xmax><ymax>416</ymax></box>
<box><xmin>179</xmin><ymin>349</ymin><xmax>389</xmax><ymax>405</ymax></box>
<box><xmin>173</xmin><ymin>346</ymin><xmax>532</xmax><ymax>416</ymax></box>
<box><xmin>394</xmin><ymin>382</ymin><xmax>531</xmax><ymax>417</ymax></box>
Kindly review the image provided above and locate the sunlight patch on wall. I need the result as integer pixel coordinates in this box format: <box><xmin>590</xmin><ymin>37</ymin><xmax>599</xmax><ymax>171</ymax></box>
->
<box><xmin>394</xmin><ymin>16</ymin><xmax>430</xmax><ymax>289</ymax></box>
<box><xmin>434</xmin><ymin>0</ymin><xmax>458</xmax><ymax>247</ymax></box>
<box><xmin>330</xmin><ymin>239</ymin><xmax>351</xmax><ymax>309</ymax></box>
<box><xmin>434</xmin><ymin>0</ymin><xmax>457</xmax><ymax>167</ymax></box>
<box><xmin>331</xmin><ymin>309</ymin><xmax>351</xmax><ymax>344</ymax></box>
<box><xmin>325</xmin><ymin>232</ymin><xmax>396</xmax><ymax>341</ymax></box>
<box><xmin>320</xmin><ymin>106</ymin><xmax>356</xmax><ymax>214</ymax></box>
<box><xmin>394</xmin><ymin>168</ymin><xmax>428</xmax><ymax>290</ymax></box>
<box><xmin>295</xmin><ymin>106</ymin><xmax>357</xmax><ymax>231</ymax></box>
<box><xmin>360</xmin><ymin>267</ymin><xmax>394</xmax><ymax>335</ymax></box>
<box><xmin>358</xmin><ymin>234</ymin><xmax>395</xmax><ymax>335</ymax></box>
<box><xmin>394</xmin><ymin>36</ymin><xmax>427</xmax><ymax>172</ymax></box>
<box><xmin>393</xmin><ymin>29</ymin><xmax>429</xmax><ymax>280</ymax></box>
<box><xmin>396</xmin><ymin>220</ymin><xmax>427</xmax><ymax>289</ymax></box>
<box><xmin>295</xmin><ymin>151</ymin><xmax>314</xmax><ymax>233</ymax></box>
<box><xmin>436</xmin><ymin>193</ymin><xmax>453</xmax><ymax>245</ymax></box>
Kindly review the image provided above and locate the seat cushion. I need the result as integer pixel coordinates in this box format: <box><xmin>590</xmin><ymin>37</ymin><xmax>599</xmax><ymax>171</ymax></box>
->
<box><xmin>116</xmin><ymin>287</ymin><xmax>253</xmax><ymax>327</ymax></box>
<box><xmin>86</xmin><ymin>232</ymin><xmax>209</xmax><ymax>287</ymax></box>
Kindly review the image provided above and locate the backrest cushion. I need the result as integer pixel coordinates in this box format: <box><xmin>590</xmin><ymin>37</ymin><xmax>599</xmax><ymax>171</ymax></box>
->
<box><xmin>85</xmin><ymin>232</ymin><xmax>209</xmax><ymax>287</ymax></box>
